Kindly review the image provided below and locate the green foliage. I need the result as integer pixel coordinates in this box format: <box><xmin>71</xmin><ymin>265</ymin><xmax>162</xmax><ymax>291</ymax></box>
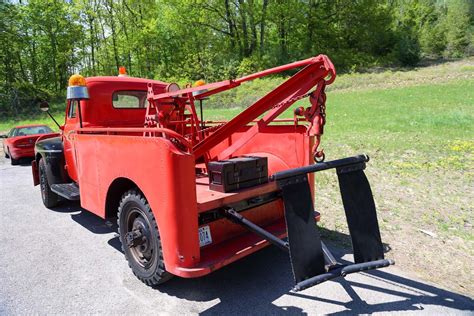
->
<box><xmin>0</xmin><ymin>82</ymin><xmax>54</xmax><ymax>118</ymax></box>
<box><xmin>0</xmin><ymin>0</ymin><xmax>473</xmax><ymax>118</ymax></box>
<box><xmin>445</xmin><ymin>0</ymin><xmax>471</xmax><ymax>57</ymax></box>
<box><xmin>396</xmin><ymin>29</ymin><xmax>421</xmax><ymax>66</ymax></box>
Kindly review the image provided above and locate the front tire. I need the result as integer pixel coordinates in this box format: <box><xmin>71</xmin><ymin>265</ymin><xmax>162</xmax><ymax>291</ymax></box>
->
<box><xmin>39</xmin><ymin>158</ymin><xmax>60</xmax><ymax>208</ymax></box>
<box><xmin>118</xmin><ymin>189</ymin><xmax>172</xmax><ymax>286</ymax></box>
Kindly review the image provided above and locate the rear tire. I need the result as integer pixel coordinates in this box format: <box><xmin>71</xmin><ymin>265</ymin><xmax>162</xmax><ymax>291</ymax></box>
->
<box><xmin>39</xmin><ymin>158</ymin><xmax>60</xmax><ymax>208</ymax></box>
<box><xmin>118</xmin><ymin>189</ymin><xmax>172</xmax><ymax>286</ymax></box>
<box><xmin>10</xmin><ymin>156</ymin><xmax>19</xmax><ymax>165</ymax></box>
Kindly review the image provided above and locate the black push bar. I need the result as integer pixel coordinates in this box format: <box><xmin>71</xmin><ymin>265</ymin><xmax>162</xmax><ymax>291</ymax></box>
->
<box><xmin>270</xmin><ymin>154</ymin><xmax>369</xmax><ymax>181</ymax></box>
<box><xmin>293</xmin><ymin>259</ymin><xmax>394</xmax><ymax>292</ymax></box>
<box><xmin>224</xmin><ymin>208</ymin><xmax>289</xmax><ymax>251</ymax></box>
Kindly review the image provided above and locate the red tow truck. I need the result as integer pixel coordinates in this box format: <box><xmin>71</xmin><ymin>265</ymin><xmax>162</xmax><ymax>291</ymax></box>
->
<box><xmin>33</xmin><ymin>55</ymin><xmax>393</xmax><ymax>291</ymax></box>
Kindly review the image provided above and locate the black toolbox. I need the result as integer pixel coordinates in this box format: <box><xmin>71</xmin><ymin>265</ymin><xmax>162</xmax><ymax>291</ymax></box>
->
<box><xmin>208</xmin><ymin>156</ymin><xmax>268</xmax><ymax>193</ymax></box>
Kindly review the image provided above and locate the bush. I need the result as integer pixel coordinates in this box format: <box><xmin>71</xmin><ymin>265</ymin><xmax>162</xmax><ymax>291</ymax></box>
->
<box><xmin>0</xmin><ymin>82</ymin><xmax>54</xmax><ymax>117</ymax></box>
<box><xmin>444</xmin><ymin>0</ymin><xmax>471</xmax><ymax>58</ymax></box>
<box><xmin>396</xmin><ymin>31</ymin><xmax>421</xmax><ymax>66</ymax></box>
<box><xmin>419</xmin><ymin>22</ymin><xmax>447</xmax><ymax>58</ymax></box>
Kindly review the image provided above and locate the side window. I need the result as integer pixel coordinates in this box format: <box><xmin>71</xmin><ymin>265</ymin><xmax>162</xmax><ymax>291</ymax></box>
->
<box><xmin>68</xmin><ymin>100</ymin><xmax>78</xmax><ymax>118</ymax></box>
<box><xmin>112</xmin><ymin>91</ymin><xmax>147</xmax><ymax>108</ymax></box>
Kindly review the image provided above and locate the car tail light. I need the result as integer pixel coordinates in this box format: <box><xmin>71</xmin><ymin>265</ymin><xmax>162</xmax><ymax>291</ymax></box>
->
<box><xmin>14</xmin><ymin>138</ymin><xmax>35</xmax><ymax>147</ymax></box>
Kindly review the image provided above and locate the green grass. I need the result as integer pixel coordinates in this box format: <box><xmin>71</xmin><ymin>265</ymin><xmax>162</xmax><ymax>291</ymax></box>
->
<box><xmin>205</xmin><ymin>78</ymin><xmax>473</xmax><ymax>153</ymax></box>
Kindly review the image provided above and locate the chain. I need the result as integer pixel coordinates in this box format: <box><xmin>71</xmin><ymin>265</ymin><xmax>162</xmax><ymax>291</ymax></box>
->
<box><xmin>182</xmin><ymin>92</ymin><xmax>312</xmax><ymax>139</ymax></box>
<box><xmin>270</xmin><ymin>91</ymin><xmax>312</xmax><ymax>110</ymax></box>
<box><xmin>185</xmin><ymin>123</ymin><xmax>225</xmax><ymax>138</ymax></box>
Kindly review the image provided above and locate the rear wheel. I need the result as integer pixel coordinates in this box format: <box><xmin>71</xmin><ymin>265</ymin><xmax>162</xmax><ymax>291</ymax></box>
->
<box><xmin>10</xmin><ymin>156</ymin><xmax>19</xmax><ymax>165</ymax></box>
<box><xmin>118</xmin><ymin>189</ymin><xmax>172</xmax><ymax>286</ymax></box>
<box><xmin>9</xmin><ymin>149</ymin><xmax>19</xmax><ymax>165</ymax></box>
<box><xmin>39</xmin><ymin>158</ymin><xmax>59</xmax><ymax>208</ymax></box>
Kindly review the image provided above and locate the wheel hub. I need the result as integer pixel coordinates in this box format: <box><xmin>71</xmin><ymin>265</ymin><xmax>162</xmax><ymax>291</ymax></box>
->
<box><xmin>126</xmin><ymin>211</ymin><xmax>154</xmax><ymax>268</ymax></box>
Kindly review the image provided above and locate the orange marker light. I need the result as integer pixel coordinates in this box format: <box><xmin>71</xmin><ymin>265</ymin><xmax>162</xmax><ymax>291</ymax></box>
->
<box><xmin>68</xmin><ymin>74</ymin><xmax>86</xmax><ymax>87</ymax></box>
<box><xmin>119</xmin><ymin>66</ymin><xmax>127</xmax><ymax>76</ymax></box>
<box><xmin>194</xmin><ymin>79</ymin><xmax>206</xmax><ymax>87</ymax></box>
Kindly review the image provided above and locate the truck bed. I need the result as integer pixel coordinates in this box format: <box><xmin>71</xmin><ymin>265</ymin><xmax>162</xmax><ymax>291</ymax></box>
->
<box><xmin>195</xmin><ymin>175</ymin><xmax>279</xmax><ymax>213</ymax></box>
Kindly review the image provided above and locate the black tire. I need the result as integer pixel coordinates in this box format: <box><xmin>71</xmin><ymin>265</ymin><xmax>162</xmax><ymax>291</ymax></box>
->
<box><xmin>4</xmin><ymin>150</ymin><xmax>9</xmax><ymax>158</ymax></box>
<box><xmin>38</xmin><ymin>158</ymin><xmax>60</xmax><ymax>208</ymax></box>
<box><xmin>10</xmin><ymin>156</ymin><xmax>19</xmax><ymax>165</ymax></box>
<box><xmin>118</xmin><ymin>189</ymin><xmax>172</xmax><ymax>286</ymax></box>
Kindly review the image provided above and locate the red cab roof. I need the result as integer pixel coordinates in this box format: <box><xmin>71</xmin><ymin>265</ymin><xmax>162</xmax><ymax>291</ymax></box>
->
<box><xmin>14</xmin><ymin>124</ymin><xmax>50</xmax><ymax>129</ymax></box>
<box><xmin>86</xmin><ymin>76</ymin><xmax>168</xmax><ymax>86</ymax></box>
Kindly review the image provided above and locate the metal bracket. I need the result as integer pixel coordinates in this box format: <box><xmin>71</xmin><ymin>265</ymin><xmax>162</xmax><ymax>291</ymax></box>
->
<box><xmin>336</xmin><ymin>162</ymin><xmax>366</xmax><ymax>174</ymax></box>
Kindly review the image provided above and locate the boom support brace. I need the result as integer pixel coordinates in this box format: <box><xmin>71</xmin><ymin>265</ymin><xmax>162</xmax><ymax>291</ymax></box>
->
<box><xmin>224</xmin><ymin>155</ymin><xmax>394</xmax><ymax>291</ymax></box>
<box><xmin>145</xmin><ymin>55</ymin><xmax>336</xmax><ymax>161</ymax></box>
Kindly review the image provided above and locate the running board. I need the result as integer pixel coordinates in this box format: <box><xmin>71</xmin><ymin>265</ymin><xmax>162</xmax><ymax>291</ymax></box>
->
<box><xmin>50</xmin><ymin>183</ymin><xmax>80</xmax><ymax>200</ymax></box>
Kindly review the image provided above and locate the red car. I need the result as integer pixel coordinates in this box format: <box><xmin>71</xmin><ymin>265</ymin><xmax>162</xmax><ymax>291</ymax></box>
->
<box><xmin>3</xmin><ymin>124</ymin><xmax>54</xmax><ymax>165</ymax></box>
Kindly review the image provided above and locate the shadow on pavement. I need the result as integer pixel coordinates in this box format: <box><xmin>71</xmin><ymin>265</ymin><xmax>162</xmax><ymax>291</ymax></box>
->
<box><xmin>51</xmin><ymin>202</ymin><xmax>118</xmax><ymax>233</ymax></box>
<box><xmin>157</xmin><ymin>244</ymin><xmax>473</xmax><ymax>315</ymax></box>
<box><xmin>52</xmin><ymin>201</ymin><xmax>474</xmax><ymax>314</ymax></box>
<box><xmin>17</xmin><ymin>157</ymin><xmax>34</xmax><ymax>166</ymax></box>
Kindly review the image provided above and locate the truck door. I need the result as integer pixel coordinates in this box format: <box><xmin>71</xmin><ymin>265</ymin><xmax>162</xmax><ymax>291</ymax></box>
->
<box><xmin>63</xmin><ymin>99</ymin><xmax>80</xmax><ymax>182</ymax></box>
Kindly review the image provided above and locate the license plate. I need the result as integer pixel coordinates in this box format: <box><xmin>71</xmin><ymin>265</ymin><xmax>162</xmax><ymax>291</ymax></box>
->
<box><xmin>198</xmin><ymin>226</ymin><xmax>212</xmax><ymax>247</ymax></box>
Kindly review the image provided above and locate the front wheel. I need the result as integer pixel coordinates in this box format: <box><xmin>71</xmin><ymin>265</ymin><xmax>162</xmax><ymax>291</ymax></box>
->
<box><xmin>38</xmin><ymin>158</ymin><xmax>60</xmax><ymax>208</ymax></box>
<box><xmin>118</xmin><ymin>189</ymin><xmax>172</xmax><ymax>286</ymax></box>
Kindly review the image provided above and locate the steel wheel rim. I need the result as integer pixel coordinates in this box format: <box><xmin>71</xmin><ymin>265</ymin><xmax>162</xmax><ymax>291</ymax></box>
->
<box><xmin>126</xmin><ymin>208</ymin><xmax>155</xmax><ymax>269</ymax></box>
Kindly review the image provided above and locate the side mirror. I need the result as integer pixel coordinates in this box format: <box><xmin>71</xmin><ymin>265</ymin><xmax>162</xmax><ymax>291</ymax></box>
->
<box><xmin>39</xmin><ymin>101</ymin><xmax>50</xmax><ymax>112</ymax></box>
<box><xmin>38</xmin><ymin>100</ymin><xmax>60</xmax><ymax>129</ymax></box>
<box><xmin>0</xmin><ymin>134</ymin><xmax>7</xmax><ymax>138</ymax></box>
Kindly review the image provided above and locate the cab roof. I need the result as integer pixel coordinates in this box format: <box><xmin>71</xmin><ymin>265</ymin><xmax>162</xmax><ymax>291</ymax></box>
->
<box><xmin>13</xmin><ymin>124</ymin><xmax>50</xmax><ymax>129</ymax></box>
<box><xmin>85</xmin><ymin>76</ymin><xmax>168</xmax><ymax>86</ymax></box>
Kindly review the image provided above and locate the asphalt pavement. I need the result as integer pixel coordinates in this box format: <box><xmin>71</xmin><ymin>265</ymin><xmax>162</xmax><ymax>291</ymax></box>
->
<box><xmin>0</xmin><ymin>156</ymin><xmax>473</xmax><ymax>315</ymax></box>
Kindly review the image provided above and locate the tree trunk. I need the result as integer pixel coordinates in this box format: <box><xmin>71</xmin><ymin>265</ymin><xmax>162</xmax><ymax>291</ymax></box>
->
<box><xmin>278</xmin><ymin>12</ymin><xmax>287</xmax><ymax>63</ymax></box>
<box><xmin>238</xmin><ymin>0</ymin><xmax>250</xmax><ymax>57</ymax></box>
<box><xmin>106</xmin><ymin>0</ymin><xmax>120</xmax><ymax>71</ymax></box>
<box><xmin>248</xmin><ymin>0</ymin><xmax>257</xmax><ymax>55</ymax></box>
<box><xmin>224</xmin><ymin>0</ymin><xmax>236</xmax><ymax>50</ymax></box>
<box><xmin>259</xmin><ymin>0</ymin><xmax>268</xmax><ymax>54</ymax></box>
<box><xmin>88</xmin><ymin>14</ymin><xmax>96</xmax><ymax>76</ymax></box>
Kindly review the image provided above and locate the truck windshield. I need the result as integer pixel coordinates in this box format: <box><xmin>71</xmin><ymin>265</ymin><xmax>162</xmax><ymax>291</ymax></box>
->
<box><xmin>13</xmin><ymin>126</ymin><xmax>52</xmax><ymax>136</ymax></box>
<box><xmin>112</xmin><ymin>90</ymin><xmax>147</xmax><ymax>108</ymax></box>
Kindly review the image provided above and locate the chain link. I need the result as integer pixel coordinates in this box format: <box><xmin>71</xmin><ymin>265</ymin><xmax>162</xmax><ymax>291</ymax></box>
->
<box><xmin>183</xmin><ymin>92</ymin><xmax>313</xmax><ymax>139</ymax></box>
<box><xmin>185</xmin><ymin>123</ymin><xmax>225</xmax><ymax>138</ymax></box>
<box><xmin>270</xmin><ymin>92</ymin><xmax>312</xmax><ymax>110</ymax></box>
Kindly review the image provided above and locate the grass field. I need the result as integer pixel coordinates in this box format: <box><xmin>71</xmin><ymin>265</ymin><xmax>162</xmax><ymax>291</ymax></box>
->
<box><xmin>1</xmin><ymin>58</ymin><xmax>473</xmax><ymax>295</ymax></box>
